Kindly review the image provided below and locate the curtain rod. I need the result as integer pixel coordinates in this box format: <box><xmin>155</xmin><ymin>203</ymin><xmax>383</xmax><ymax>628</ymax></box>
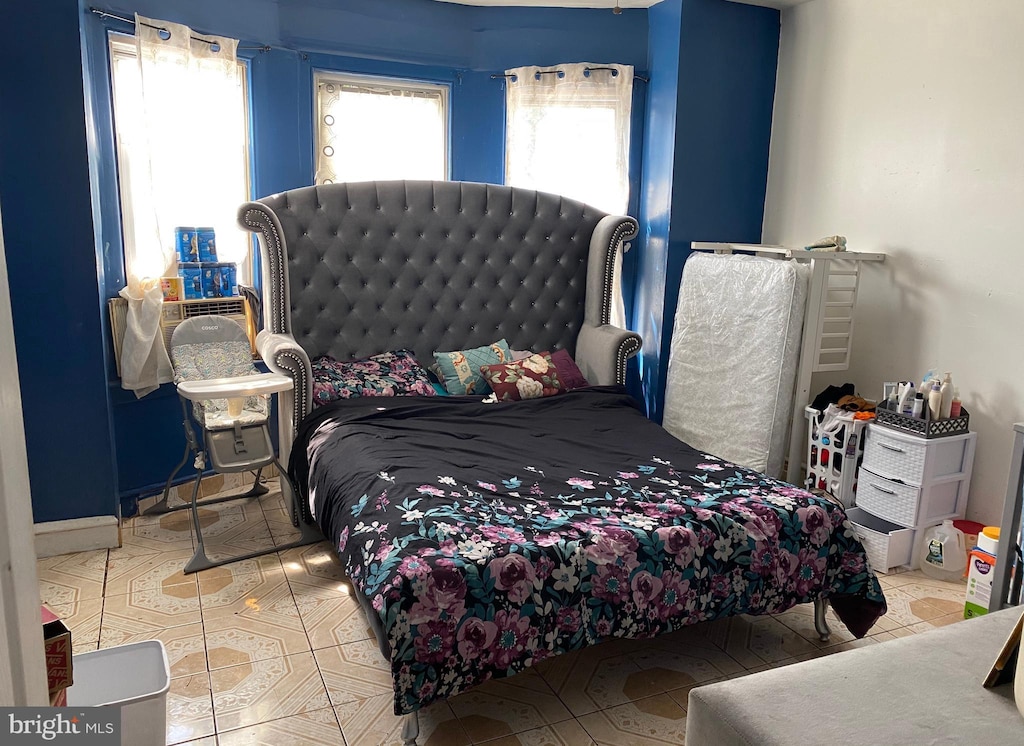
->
<box><xmin>491</xmin><ymin>67</ymin><xmax>649</xmax><ymax>83</ymax></box>
<box><xmin>88</xmin><ymin>7</ymin><xmax>271</xmax><ymax>52</ymax></box>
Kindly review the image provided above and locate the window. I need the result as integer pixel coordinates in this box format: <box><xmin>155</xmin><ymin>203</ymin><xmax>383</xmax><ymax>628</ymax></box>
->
<box><xmin>108</xmin><ymin>35</ymin><xmax>252</xmax><ymax>284</ymax></box>
<box><xmin>505</xmin><ymin>63</ymin><xmax>633</xmax><ymax>215</ymax></box>
<box><xmin>314</xmin><ymin>72</ymin><xmax>448</xmax><ymax>184</ymax></box>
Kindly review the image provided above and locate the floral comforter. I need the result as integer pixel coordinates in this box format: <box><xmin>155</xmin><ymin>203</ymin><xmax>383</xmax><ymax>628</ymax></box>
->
<box><xmin>291</xmin><ymin>386</ymin><xmax>887</xmax><ymax>715</ymax></box>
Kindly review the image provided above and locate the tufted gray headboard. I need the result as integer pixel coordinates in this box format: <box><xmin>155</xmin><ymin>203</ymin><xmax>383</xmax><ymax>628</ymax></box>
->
<box><xmin>238</xmin><ymin>180</ymin><xmax>641</xmax><ymax>460</ymax></box>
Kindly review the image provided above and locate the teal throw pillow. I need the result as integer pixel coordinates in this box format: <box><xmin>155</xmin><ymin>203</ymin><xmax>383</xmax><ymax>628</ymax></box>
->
<box><xmin>433</xmin><ymin>339</ymin><xmax>512</xmax><ymax>395</ymax></box>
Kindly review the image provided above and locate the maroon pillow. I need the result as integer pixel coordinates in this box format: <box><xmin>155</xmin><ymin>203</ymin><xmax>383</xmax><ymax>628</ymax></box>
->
<box><xmin>480</xmin><ymin>352</ymin><xmax>564</xmax><ymax>401</ymax></box>
<box><xmin>551</xmin><ymin>349</ymin><xmax>589</xmax><ymax>390</ymax></box>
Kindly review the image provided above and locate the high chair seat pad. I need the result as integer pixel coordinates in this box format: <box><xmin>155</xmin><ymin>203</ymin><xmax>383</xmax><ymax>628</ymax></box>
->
<box><xmin>203</xmin><ymin>406</ymin><xmax>270</xmax><ymax>430</ymax></box>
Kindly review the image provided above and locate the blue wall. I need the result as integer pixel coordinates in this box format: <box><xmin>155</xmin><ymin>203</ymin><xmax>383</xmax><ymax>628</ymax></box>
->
<box><xmin>631</xmin><ymin>0</ymin><xmax>779</xmax><ymax>421</ymax></box>
<box><xmin>0</xmin><ymin>0</ymin><xmax>779</xmax><ymax>524</ymax></box>
<box><xmin>0</xmin><ymin>0</ymin><xmax>119</xmax><ymax>523</ymax></box>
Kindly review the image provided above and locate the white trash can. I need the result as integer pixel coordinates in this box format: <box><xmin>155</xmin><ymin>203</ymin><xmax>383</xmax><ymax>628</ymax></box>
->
<box><xmin>66</xmin><ymin>640</ymin><xmax>170</xmax><ymax>746</ymax></box>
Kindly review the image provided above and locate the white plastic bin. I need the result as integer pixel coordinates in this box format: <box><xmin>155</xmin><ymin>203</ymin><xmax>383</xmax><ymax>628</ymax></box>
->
<box><xmin>804</xmin><ymin>406</ymin><xmax>868</xmax><ymax>507</ymax></box>
<box><xmin>66</xmin><ymin>640</ymin><xmax>170</xmax><ymax>746</ymax></box>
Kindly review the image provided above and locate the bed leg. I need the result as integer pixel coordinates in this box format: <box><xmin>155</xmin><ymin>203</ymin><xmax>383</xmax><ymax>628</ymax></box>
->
<box><xmin>814</xmin><ymin>597</ymin><xmax>831</xmax><ymax>642</ymax></box>
<box><xmin>401</xmin><ymin>712</ymin><xmax>420</xmax><ymax>746</ymax></box>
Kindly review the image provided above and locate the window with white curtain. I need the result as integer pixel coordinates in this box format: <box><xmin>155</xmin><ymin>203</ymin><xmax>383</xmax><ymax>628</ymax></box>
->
<box><xmin>504</xmin><ymin>63</ymin><xmax>633</xmax><ymax>215</ymax></box>
<box><xmin>314</xmin><ymin>72</ymin><xmax>448</xmax><ymax>184</ymax></box>
<box><xmin>108</xmin><ymin>34</ymin><xmax>252</xmax><ymax>285</ymax></box>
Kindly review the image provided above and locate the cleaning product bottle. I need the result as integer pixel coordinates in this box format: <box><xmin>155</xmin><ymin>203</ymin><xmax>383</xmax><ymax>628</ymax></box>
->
<box><xmin>939</xmin><ymin>372</ymin><xmax>954</xmax><ymax>419</ymax></box>
<box><xmin>919</xmin><ymin>520</ymin><xmax>967</xmax><ymax>581</ymax></box>
<box><xmin>927</xmin><ymin>379</ymin><xmax>943</xmax><ymax>421</ymax></box>
<box><xmin>950</xmin><ymin>388</ymin><xmax>963</xmax><ymax>418</ymax></box>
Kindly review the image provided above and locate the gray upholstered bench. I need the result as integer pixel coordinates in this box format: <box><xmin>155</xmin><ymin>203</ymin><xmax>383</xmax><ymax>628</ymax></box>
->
<box><xmin>686</xmin><ymin>608</ymin><xmax>1023</xmax><ymax>745</ymax></box>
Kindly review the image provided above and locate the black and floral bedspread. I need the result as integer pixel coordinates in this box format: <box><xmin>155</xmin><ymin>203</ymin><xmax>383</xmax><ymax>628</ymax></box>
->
<box><xmin>291</xmin><ymin>386</ymin><xmax>887</xmax><ymax>715</ymax></box>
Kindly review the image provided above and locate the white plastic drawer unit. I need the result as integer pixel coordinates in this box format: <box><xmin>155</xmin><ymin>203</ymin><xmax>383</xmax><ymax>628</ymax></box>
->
<box><xmin>857</xmin><ymin>471</ymin><xmax>967</xmax><ymax>529</ymax></box>
<box><xmin>861</xmin><ymin>425</ymin><xmax>972</xmax><ymax>486</ymax></box>
<box><xmin>846</xmin><ymin>507</ymin><xmax>915</xmax><ymax>574</ymax></box>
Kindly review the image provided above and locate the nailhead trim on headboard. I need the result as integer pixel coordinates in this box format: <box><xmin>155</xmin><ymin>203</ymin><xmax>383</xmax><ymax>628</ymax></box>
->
<box><xmin>601</xmin><ymin>219</ymin><xmax>639</xmax><ymax>326</ymax></box>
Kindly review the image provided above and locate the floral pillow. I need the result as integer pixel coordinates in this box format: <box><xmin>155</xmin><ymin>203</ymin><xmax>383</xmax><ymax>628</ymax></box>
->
<box><xmin>433</xmin><ymin>339</ymin><xmax>512</xmax><ymax>395</ymax></box>
<box><xmin>510</xmin><ymin>349</ymin><xmax>589</xmax><ymax>390</ymax></box>
<box><xmin>480</xmin><ymin>351</ymin><xmax>564</xmax><ymax>401</ymax></box>
<box><xmin>311</xmin><ymin>349</ymin><xmax>437</xmax><ymax>406</ymax></box>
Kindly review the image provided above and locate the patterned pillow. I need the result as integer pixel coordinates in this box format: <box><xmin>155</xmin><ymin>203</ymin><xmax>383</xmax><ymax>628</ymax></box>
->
<box><xmin>480</xmin><ymin>352</ymin><xmax>564</xmax><ymax>401</ymax></box>
<box><xmin>311</xmin><ymin>349</ymin><xmax>437</xmax><ymax>406</ymax></box>
<box><xmin>433</xmin><ymin>339</ymin><xmax>512</xmax><ymax>395</ymax></box>
<box><xmin>509</xmin><ymin>349</ymin><xmax>589</xmax><ymax>390</ymax></box>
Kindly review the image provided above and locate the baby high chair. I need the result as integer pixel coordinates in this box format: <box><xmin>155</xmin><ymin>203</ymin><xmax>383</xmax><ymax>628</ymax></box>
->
<box><xmin>144</xmin><ymin>314</ymin><xmax>320</xmax><ymax>573</ymax></box>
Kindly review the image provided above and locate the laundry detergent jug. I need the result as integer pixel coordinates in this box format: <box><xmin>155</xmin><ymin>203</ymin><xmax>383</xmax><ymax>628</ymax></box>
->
<box><xmin>919</xmin><ymin>520</ymin><xmax>967</xmax><ymax>581</ymax></box>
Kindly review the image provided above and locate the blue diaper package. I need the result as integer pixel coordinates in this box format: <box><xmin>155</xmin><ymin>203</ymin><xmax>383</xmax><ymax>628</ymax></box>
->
<box><xmin>175</xmin><ymin>227</ymin><xmax>199</xmax><ymax>263</ymax></box>
<box><xmin>179</xmin><ymin>262</ymin><xmax>203</xmax><ymax>300</ymax></box>
<box><xmin>196</xmin><ymin>227</ymin><xmax>218</xmax><ymax>262</ymax></box>
<box><xmin>220</xmin><ymin>262</ymin><xmax>238</xmax><ymax>296</ymax></box>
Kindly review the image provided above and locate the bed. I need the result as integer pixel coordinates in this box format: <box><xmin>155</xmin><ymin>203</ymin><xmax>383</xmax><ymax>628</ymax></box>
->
<box><xmin>238</xmin><ymin>180</ymin><xmax>887</xmax><ymax>739</ymax></box>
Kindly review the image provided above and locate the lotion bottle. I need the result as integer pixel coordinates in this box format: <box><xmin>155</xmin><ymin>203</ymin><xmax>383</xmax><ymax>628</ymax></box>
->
<box><xmin>928</xmin><ymin>380</ymin><xmax>943</xmax><ymax>421</ymax></box>
<box><xmin>939</xmin><ymin>372</ymin><xmax>954</xmax><ymax>419</ymax></box>
<box><xmin>898</xmin><ymin>381</ymin><xmax>916</xmax><ymax>415</ymax></box>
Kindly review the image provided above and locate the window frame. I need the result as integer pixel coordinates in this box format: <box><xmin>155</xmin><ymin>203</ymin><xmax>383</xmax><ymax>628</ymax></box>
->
<box><xmin>106</xmin><ymin>32</ymin><xmax>255</xmax><ymax>286</ymax></box>
<box><xmin>312</xmin><ymin>69</ymin><xmax>451</xmax><ymax>184</ymax></box>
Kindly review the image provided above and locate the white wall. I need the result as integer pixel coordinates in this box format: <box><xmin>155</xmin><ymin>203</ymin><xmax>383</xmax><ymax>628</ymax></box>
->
<box><xmin>764</xmin><ymin>0</ymin><xmax>1024</xmax><ymax>525</ymax></box>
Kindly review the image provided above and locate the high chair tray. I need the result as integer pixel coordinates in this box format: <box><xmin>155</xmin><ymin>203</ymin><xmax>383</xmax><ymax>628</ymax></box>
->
<box><xmin>178</xmin><ymin>372</ymin><xmax>293</xmax><ymax>400</ymax></box>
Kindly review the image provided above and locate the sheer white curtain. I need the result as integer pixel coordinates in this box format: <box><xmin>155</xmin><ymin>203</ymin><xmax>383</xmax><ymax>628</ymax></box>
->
<box><xmin>505</xmin><ymin>62</ymin><xmax>634</xmax><ymax>326</ymax></box>
<box><xmin>504</xmin><ymin>62</ymin><xmax>633</xmax><ymax>215</ymax></box>
<box><xmin>116</xmin><ymin>16</ymin><xmax>245</xmax><ymax>396</ymax></box>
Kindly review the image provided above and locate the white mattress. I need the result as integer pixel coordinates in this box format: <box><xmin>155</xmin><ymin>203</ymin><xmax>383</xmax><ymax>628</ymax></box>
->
<box><xmin>663</xmin><ymin>253</ymin><xmax>810</xmax><ymax>478</ymax></box>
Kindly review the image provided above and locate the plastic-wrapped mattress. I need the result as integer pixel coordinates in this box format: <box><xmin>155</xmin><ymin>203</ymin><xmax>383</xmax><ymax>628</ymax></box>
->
<box><xmin>663</xmin><ymin>253</ymin><xmax>810</xmax><ymax>478</ymax></box>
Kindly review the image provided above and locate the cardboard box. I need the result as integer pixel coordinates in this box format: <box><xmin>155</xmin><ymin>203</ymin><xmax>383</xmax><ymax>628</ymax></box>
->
<box><xmin>41</xmin><ymin>605</ymin><xmax>72</xmax><ymax>695</ymax></box>
<box><xmin>964</xmin><ymin>549</ymin><xmax>996</xmax><ymax>618</ymax></box>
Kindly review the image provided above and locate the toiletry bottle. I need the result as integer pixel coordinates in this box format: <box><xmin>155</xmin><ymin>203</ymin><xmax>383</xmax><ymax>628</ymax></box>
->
<box><xmin>950</xmin><ymin>389</ymin><xmax>962</xmax><ymax>418</ymax></box>
<box><xmin>912</xmin><ymin>392</ymin><xmax>925</xmax><ymax>419</ymax></box>
<box><xmin>928</xmin><ymin>380</ymin><xmax>943</xmax><ymax>421</ymax></box>
<box><xmin>939</xmin><ymin>373</ymin><xmax>954</xmax><ymax>419</ymax></box>
<box><xmin>887</xmin><ymin>389</ymin><xmax>898</xmax><ymax>411</ymax></box>
<box><xmin>898</xmin><ymin>381</ymin><xmax>916</xmax><ymax>415</ymax></box>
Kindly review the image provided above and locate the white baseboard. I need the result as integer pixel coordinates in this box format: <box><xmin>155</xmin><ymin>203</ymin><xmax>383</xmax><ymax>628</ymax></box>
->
<box><xmin>34</xmin><ymin>516</ymin><xmax>119</xmax><ymax>558</ymax></box>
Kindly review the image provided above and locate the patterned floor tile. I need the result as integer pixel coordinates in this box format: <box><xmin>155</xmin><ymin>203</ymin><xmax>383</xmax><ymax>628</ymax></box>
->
<box><xmin>204</xmin><ymin>606</ymin><xmax>313</xmax><ymax>670</ymax></box>
<box><xmin>217</xmin><ymin>707</ymin><xmax>343</xmax><ymax>746</ymax></box>
<box><xmin>45</xmin><ymin>597</ymin><xmax>103</xmax><ymax>651</ymax></box>
<box><xmin>37</xmin><ymin>549</ymin><xmax>108</xmax><ymax>605</ymax></box>
<box><xmin>197</xmin><ymin>560</ymin><xmax>287</xmax><ymax>606</ymax></box>
<box><xmin>698</xmin><ymin>616</ymin><xmax>818</xmax><ymax>668</ymax></box>
<box><xmin>99</xmin><ymin>620</ymin><xmax>207</xmax><ymax>678</ymax></box>
<box><xmin>335</xmin><ymin>693</ymin><xmax>469</xmax><ymax>746</ymax></box>
<box><xmin>280</xmin><ymin>542</ymin><xmax>349</xmax><ymax>589</ymax></box>
<box><xmin>100</xmin><ymin>583</ymin><xmax>201</xmax><ymax>635</ymax></box>
<box><xmin>292</xmin><ymin>581</ymin><xmax>374</xmax><ymax>649</ymax></box>
<box><xmin>167</xmin><ymin>673</ymin><xmax>216</xmax><ymax>745</ymax></box>
<box><xmin>119</xmin><ymin>510</ymin><xmax>195</xmax><ymax>554</ymax></box>
<box><xmin>104</xmin><ymin>547</ymin><xmax>198</xmax><ymax>597</ymax></box>
<box><xmin>479</xmin><ymin>718</ymin><xmax>597</xmax><ymax>746</ymax></box>
<box><xmin>906</xmin><ymin>611</ymin><xmax>969</xmax><ymax>633</ymax></box>
<box><xmin>642</xmin><ymin>630</ymin><xmax>746</xmax><ymax>676</ymax></box>
<box><xmin>538</xmin><ymin>641</ymin><xmax>652</xmax><ymax>718</ymax></box>
<box><xmin>577</xmin><ymin>693</ymin><xmax>687</xmax><ymax>746</ymax></box>
<box><xmin>629</xmin><ymin>644</ymin><xmax>739</xmax><ymax>695</ymax></box>
<box><xmin>210</xmin><ymin>651</ymin><xmax>331</xmax><ymax>732</ymax></box>
<box><xmin>870</xmin><ymin>586</ymin><xmax>948</xmax><ymax>626</ymax></box>
<box><xmin>314</xmin><ymin>638</ymin><xmax>394</xmax><ymax>706</ymax></box>
<box><xmin>894</xmin><ymin>581</ymin><xmax>967</xmax><ymax>615</ymax></box>
<box><xmin>449</xmin><ymin>669</ymin><xmax>573</xmax><ymax>743</ymax></box>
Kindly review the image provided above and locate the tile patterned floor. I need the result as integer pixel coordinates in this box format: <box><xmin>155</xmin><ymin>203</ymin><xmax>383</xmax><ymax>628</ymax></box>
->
<box><xmin>37</xmin><ymin>477</ymin><xmax>975</xmax><ymax>746</ymax></box>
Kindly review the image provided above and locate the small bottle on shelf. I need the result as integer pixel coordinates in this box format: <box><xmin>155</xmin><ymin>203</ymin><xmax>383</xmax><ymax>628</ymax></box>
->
<box><xmin>950</xmin><ymin>388</ymin><xmax>963</xmax><ymax>418</ymax></box>
<box><xmin>911</xmin><ymin>392</ymin><xmax>925</xmax><ymax>419</ymax></box>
